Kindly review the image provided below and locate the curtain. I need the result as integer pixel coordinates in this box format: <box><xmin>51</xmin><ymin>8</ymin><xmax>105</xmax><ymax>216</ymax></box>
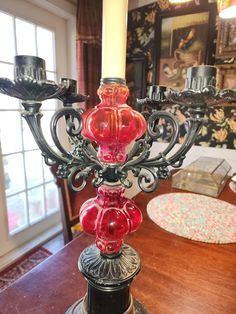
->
<box><xmin>76</xmin><ymin>0</ymin><xmax>102</xmax><ymax>109</ymax></box>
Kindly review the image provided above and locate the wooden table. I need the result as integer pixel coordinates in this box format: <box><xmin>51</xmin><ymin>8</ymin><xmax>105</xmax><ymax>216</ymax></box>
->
<box><xmin>0</xmin><ymin>178</ymin><xmax>236</xmax><ymax>314</ymax></box>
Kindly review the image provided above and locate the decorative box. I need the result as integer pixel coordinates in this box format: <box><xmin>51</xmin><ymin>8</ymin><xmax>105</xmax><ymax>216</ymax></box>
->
<box><xmin>172</xmin><ymin>157</ymin><xmax>231</xmax><ymax>197</ymax></box>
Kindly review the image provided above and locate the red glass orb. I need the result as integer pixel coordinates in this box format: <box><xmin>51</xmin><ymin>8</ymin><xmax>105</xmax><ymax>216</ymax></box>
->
<box><xmin>82</xmin><ymin>84</ymin><xmax>146</xmax><ymax>164</ymax></box>
<box><xmin>80</xmin><ymin>185</ymin><xmax>142</xmax><ymax>255</ymax></box>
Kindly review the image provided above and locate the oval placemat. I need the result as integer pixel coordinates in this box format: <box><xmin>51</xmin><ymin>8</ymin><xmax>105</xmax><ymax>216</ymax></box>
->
<box><xmin>147</xmin><ymin>193</ymin><xmax>236</xmax><ymax>244</ymax></box>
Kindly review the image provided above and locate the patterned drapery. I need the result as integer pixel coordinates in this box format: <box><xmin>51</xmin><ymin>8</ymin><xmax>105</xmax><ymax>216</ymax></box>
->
<box><xmin>76</xmin><ymin>0</ymin><xmax>102</xmax><ymax>108</ymax></box>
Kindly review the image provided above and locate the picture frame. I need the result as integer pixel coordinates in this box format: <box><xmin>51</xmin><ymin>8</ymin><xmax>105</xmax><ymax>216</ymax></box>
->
<box><xmin>126</xmin><ymin>56</ymin><xmax>147</xmax><ymax>108</ymax></box>
<box><xmin>216</xmin><ymin>64</ymin><xmax>236</xmax><ymax>90</ymax></box>
<box><xmin>216</xmin><ymin>18</ymin><xmax>236</xmax><ymax>59</ymax></box>
<box><xmin>154</xmin><ymin>3</ymin><xmax>217</xmax><ymax>90</ymax></box>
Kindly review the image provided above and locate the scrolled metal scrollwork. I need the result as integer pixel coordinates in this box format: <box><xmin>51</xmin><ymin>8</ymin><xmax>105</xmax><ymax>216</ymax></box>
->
<box><xmin>116</xmin><ymin>110</ymin><xmax>176</xmax><ymax>191</ymax></box>
<box><xmin>1</xmin><ymin>58</ymin><xmax>236</xmax><ymax>197</ymax></box>
<box><xmin>50</xmin><ymin>107</ymin><xmax>83</xmax><ymax>158</ymax></box>
<box><xmin>147</xmin><ymin>110</ymin><xmax>180</xmax><ymax>153</ymax></box>
<box><xmin>68</xmin><ymin>166</ymin><xmax>95</xmax><ymax>192</ymax></box>
<box><xmin>116</xmin><ymin>99</ymin><xmax>204</xmax><ymax>193</ymax></box>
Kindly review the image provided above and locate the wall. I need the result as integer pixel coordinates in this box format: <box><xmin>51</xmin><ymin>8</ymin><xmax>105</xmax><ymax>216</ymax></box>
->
<box><xmin>125</xmin><ymin>0</ymin><xmax>236</xmax><ymax>198</ymax></box>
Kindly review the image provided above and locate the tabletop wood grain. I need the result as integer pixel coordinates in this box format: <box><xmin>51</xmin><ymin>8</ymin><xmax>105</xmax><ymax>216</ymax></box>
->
<box><xmin>0</xmin><ymin>177</ymin><xmax>235</xmax><ymax>314</ymax></box>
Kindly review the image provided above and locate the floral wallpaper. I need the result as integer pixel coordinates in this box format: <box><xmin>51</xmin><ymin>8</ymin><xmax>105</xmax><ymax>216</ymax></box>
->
<box><xmin>127</xmin><ymin>1</ymin><xmax>236</xmax><ymax>149</ymax></box>
<box><xmin>167</xmin><ymin>105</ymin><xmax>236</xmax><ymax>149</ymax></box>
<box><xmin>127</xmin><ymin>2</ymin><xmax>158</xmax><ymax>85</ymax></box>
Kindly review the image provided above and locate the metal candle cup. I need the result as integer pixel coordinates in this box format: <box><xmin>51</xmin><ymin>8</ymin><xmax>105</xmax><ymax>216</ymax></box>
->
<box><xmin>148</xmin><ymin>85</ymin><xmax>167</xmax><ymax>101</ymax></box>
<box><xmin>60</xmin><ymin>78</ymin><xmax>77</xmax><ymax>94</ymax></box>
<box><xmin>14</xmin><ymin>55</ymin><xmax>46</xmax><ymax>81</ymax></box>
<box><xmin>185</xmin><ymin>65</ymin><xmax>216</xmax><ymax>91</ymax></box>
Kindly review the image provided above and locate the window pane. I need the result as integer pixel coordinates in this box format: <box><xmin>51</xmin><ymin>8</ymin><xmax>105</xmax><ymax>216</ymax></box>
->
<box><xmin>43</xmin><ymin>162</ymin><xmax>54</xmax><ymax>182</ymax></box>
<box><xmin>7</xmin><ymin>192</ymin><xmax>28</xmax><ymax>234</ymax></box>
<box><xmin>41</xmin><ymin>72</ymin><xmax>57</xmax><ymax>110</ymax></box>
<box><xmin>0</xmin><ymin>63</ymin><xmax>14</xmax><ymax>79</ymax></box>
<box><xmin>0</xmin><ymin>63</ymin><xmax>18</xmax><ymax>109</ymax></box>
<box><xmin>45</xmin><ymin>182</ymin><xmax>59</xmax><ymax>214</ymax></box>
<box><xmin>42</xmin><ymin>99</ymin><xmax>57</xmax><ymax>110</ymax></box>
<box><xmin>46</xmin><ymin>71</ymin><xmax>56</xmax><ymax>81</ymax></box>
<box><xmin>0</xmin><ymin>94</ymin><xmax>19</xmax><ymax>110</ymax></box>
<box><xmin>37</xmin><ymin>27</ymin><xmax>55</xmax><ymax>71</ymax></box>
<box><xmin>41</xmin><ymin>111</ymin><xmax>54</xmax><ymax>146</ymax></box>
<box><xmin>16</xmin><ymin>18</ymin><xmax>36</xmax><ymax>55</ymax></box>
<box><xmin>25</xmin><ymin>150</ymin><xmax>43</xmax><ymax>188</ymax></box>
<box><xmin>0</xmin><ymin>12</ymin><xmax>15</xmax><ymax>62</ymax></box>
<box><xmin>0</xmin><ymin>111</ymin><xmax>22</xmax><ymax>154</ymax></box>
<box><xmin>28</xmin><ymin>186</ymin><xmax>45</xmax><ymax>223</ymax></box>
<box><xmin>3</xmin><ymin>153</ymin><xmax>25</xmax><ymax>196</ymax></box>
<box><xmin>22</xmin><ymin>118</ymin><xmax>38</xmax><ymax>151</ymax></box>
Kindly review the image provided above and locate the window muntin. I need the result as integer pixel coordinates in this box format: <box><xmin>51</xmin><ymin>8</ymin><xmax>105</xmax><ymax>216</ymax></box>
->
<box><xmin>0</xmin><ymin>10</ymin><xmax>59</xmax><ymax>235</ymax></box>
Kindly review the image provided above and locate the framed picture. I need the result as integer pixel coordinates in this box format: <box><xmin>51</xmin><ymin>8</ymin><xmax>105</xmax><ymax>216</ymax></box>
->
<box><xmin>216</xmin><ymin>64</ymin><xmax>236</xmax><ymax>89</ymax></box>
<box><xmin>154</xmin><ymin>4</ymin><xmax>217</xmax><ymax>90</ymax></box>
<box><xmin>216</xmin><ymin>18</ymin><xmax>236</xmax><ymax>59</ymax></box>
<box><xmin>126</xmin><ymin>56</ymin><xmax>147</xmax><ymax>108</ymax></box>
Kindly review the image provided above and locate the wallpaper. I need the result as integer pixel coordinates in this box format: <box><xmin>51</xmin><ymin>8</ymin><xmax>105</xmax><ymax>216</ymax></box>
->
<box><xmin>127</xmin><ymin>2</ymin><xmax>236</xmax><ymax>149</ymax></box>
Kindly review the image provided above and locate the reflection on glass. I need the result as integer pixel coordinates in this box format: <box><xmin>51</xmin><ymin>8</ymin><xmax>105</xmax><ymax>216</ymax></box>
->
<box><xmin>7</xmin><ymin>192</ymin><xmax>28</xmax><ymax>234</ymax></box>
<box><xmin>45</xmin><ymin>182</ymin><xmax>59</xmax><ymax>214</ymax></box>
<box><xmin>37</xmin><ymin>27</ymin><xmax>55</xmax><ymax>71</ymax></box>
<box><xmin>0</xmin><ymin>111</ymin><xmax>22</xmax><ymax>154</ymax></box>
<box><xmin>28</xmin><ymin>186</ymin><xmax>45</xmax><ymax>224</ymax></box>
<box><xmin>4</xmin><ymin>153</ymin><xmax>25</xmax><ymax>196</ymax></box>
<box><xmin>0</xmin><ymin>12</ymin><xmax>15</xmax><ymax>63</ymax></box>
<box><xmin>25</xmin><ymin>150</ymin><xmax>43</xmax><ymax>188</ymax></box>
<box><xmin>16</xmin><ymin>18</ymin><xmax>36</xmax><ymax>55</ymax></box>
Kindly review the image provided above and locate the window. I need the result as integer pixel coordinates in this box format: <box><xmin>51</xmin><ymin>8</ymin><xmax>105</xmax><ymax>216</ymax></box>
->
<box><xmin>0</xmin><ymin>10</ymin><xmax>59</xmax><ymax>235</ymax></box>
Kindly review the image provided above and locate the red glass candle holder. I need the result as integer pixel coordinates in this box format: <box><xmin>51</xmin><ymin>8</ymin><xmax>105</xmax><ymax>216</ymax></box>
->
<box><xmin>81</xmin><ymin>83</ymin><xmax>146</xmax><ymax>164</ymax></box>
<box><xmin>80</xmin><ymin>185</ymin><xmax>142</xmax><ymax>255</ymax></box>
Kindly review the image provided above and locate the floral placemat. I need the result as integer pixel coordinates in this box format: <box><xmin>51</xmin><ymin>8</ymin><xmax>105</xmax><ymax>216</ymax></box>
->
<box><xmin>147</xmin><ymin>193</ymin><xmax>236</xmax><ymax>243</ymax></box>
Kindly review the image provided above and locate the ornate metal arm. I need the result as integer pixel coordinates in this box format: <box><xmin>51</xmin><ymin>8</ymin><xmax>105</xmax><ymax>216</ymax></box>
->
<box><xmin>1</xmin><ymin>57</ymin><xmax>236</xmax><ymax>196</ymax></box>
<box><xmin>22</xmin><ymin>106</ymin><xmax>67</xmax><ymax>165</ymax></box>
<box><xmin>0</xmin><ymin>56</ymin><xmax>105</xmax><ymax>191</ymax></box>
<box><xmin>2</xmin><ymin>56</ymin><xmax>236</xmax><ymax>314</ymax></box>
<box><xmin>115</xmin><ymin>66</ymin><xmax>236</xmax><ymax>193</ymax></box>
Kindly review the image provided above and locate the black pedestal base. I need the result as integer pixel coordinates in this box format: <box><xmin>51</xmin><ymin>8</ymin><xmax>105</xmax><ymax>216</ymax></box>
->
<box><xmin>66</xmin><ymin>297</ymin><xmax>148</xmax><ymax>314</ymax></box>
<box><xmin>66</xmin><ymin>244</ymin><xmax>146</xmax><ymax>314</ymax></box>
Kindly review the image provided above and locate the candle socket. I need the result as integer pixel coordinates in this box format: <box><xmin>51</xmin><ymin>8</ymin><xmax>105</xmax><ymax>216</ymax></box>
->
<box><xmin>185</xmin><ymin>65</ymin><xmax>216</xmax><ymax>91</ymax></box>
<box><xmin>148</xmin><ymin>85</ymin><xmax>167</xmax><ymax>101</ymax></box>
<box><xmin>14</xmin><ymin>55</ymin><xmax>46</xmax><ymax>81</ymax></box>
<box><xmin>60</xmin><ymin>78</ymin><xmax>77</xmax><ymax>94</ymax></box>
<box><xmin>101</xmin><ymin>78</ymin><xmax>126</xmax><ymax>85</ymax></box>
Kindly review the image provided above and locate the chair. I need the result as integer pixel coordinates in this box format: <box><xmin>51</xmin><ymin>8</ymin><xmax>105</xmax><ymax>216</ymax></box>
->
<box><xmin>51</xmin><ymin>165</ymin><xmax>96</xmax><ymax>244</ymax></box>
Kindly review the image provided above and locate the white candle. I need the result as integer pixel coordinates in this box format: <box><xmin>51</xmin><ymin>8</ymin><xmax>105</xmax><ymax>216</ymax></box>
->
<box><xmin>102</xmin><ymin>0</ymin><xmax>128</xmax><ymax>79</ymax></box>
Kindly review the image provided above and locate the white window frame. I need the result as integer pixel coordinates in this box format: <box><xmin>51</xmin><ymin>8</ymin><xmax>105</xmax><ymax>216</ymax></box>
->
<box><xmin>0</xmin><ymin>0</ymin><xmax>76</xmax><ymax>264</ymax></box>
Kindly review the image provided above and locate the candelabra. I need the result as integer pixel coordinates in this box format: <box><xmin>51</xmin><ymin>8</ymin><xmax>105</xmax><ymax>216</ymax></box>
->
<box><xmin>0</xmin><ymin>55</ymin><xmax>235</xmax><ymax>314</ymax></box>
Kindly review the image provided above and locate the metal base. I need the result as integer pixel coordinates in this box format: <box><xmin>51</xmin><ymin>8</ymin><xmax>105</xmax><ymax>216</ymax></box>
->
<box><xmin>66</xmin><ymin>245</ymin><xmax>146</xmax><ymax>314</ymax></box>
<box><xmin>66</xmin><ymin>296</ymin><xmax>148</xmax><ymax>314</ymax></box>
